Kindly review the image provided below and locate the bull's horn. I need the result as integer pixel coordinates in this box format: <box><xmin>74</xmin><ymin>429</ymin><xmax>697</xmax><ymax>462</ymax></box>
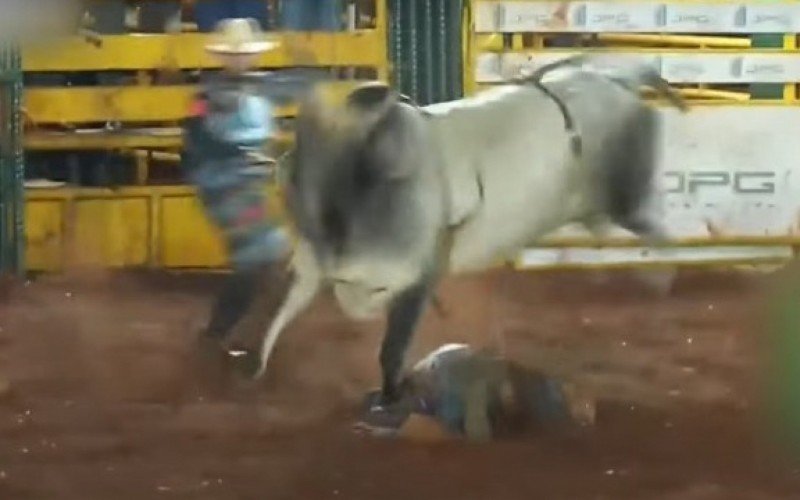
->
<box><xmin>346</xmin><ymin>82</ymin><xmax>401</xmax><ymax>132</ymax></box>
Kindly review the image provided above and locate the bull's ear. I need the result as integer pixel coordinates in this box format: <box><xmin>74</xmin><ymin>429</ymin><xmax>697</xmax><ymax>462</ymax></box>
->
<box><xmin>298</xmin><ymin>86</ymin><xmax>369</xmax><ymax>141</ymax></box>
<box><xmin>346</xmin><ymin>82</ymin><xmax>400</xmax><ymax>130</ymax></box>
<box><xmin>347</xmin><ymin>82</ymin><xmax>394</xmax><ymax>109</ymax></box>
<box><xmin>297</xmin><ymin>88</ymin><xmax>345</xmax><ymax>140</ymax></box>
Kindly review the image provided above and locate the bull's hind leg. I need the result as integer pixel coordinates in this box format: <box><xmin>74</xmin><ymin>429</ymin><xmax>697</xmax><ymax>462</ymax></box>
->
<box><xmin>604</xmin><ymin>108</ymin><xmax>668</xmax><ymax>246</ymax></box>
<box><xmin>376</xmin><ymin>276</ymin><xmax>435</xmax><ymax>407</ymax></box>
<box><xmin>603</xmin><ymin>108</ymin><xmax>675</xmax><ymax>295</ymax></box>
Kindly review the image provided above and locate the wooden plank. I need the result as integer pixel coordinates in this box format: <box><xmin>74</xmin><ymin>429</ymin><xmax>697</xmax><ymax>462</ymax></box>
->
<box><xmin>23</xmin><ymin>31</ymin><xmax>386</xmax><ymax>71</ymax></box>
<box><xmin>24</xmin><ymin>80</ymin><xmax>366</xmax><ymax>124</ymax></box>
<box><xmin>25</xmin><ymin>131</ymin><xmax>183</xmax><ymax>150</ymax></box>
<box><xmin>24</xmin><ymin>130</ymin><xmax>294</xmax><ymax>151</ymax></box>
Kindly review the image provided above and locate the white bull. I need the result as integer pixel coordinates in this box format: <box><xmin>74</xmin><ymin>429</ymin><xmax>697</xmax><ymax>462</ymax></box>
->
<box><xmin>246</xmin><ymin>56</ymin><xmax>688</xmax><ymax>407</ymax></box>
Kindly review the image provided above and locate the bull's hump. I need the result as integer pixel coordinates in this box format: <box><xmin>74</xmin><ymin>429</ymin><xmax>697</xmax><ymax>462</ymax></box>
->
<box><xmin>422</xmin><ymin>86</ymin><xmax>522</xmax><ymax>116</ymax></box>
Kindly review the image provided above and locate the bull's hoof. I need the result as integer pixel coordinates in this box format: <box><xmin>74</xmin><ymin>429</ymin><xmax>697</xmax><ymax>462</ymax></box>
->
<box><xmin>195</xmin><ymin>332</ymin><xmax>232</xmax><ymax>366</ymax></box>
<box><xmin>362</xmin><ymin>389</ymin><xmax>385</xmax><ymax>411</ymax></box>
<box><xmin>191</xmin><ymin>332</ymin><xmax>239</xmax><ymax>397</ymax></box>
<box><xmin>359</xmin><ymin>389</ymin><xmax>412</xmax><ymax>430</ymax></box>
<box><xmin>228</xmin><ymin>349</ymin><xmax>265</xmax><ymax>380</ymax></box>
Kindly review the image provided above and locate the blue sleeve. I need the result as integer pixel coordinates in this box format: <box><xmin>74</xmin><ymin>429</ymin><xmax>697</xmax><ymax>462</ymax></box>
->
<box><xmin>436</xmin><ymin>391</ymin><xmax>465</xmax><ymax>434</ymax></box>
<box><xmin>238</xmin><ymin>95</ymin><xmax>274</xmax><ymax>138</ymax></box>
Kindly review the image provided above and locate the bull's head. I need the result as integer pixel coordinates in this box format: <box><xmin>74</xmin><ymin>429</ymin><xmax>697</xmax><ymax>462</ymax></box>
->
<box><xmin>288</xmin><ymin>82</ymin><xmax>445</xmax><ymax>319</ymax></box>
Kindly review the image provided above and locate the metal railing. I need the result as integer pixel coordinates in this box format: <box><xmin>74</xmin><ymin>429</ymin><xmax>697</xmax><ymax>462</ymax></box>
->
<box><xmin>464</xmin><ymin>0</ymin><xmax>800</xmax><ymax>103</ymax></box>
<box><xmin>21</xmin><ymin>0</ymin><xmax>390</xmax><ymax>185</ymax></box>
<box><xmin>463</xmin><ymin>1</ymin><xmax>800</xmax><ymax>270</ymax></box>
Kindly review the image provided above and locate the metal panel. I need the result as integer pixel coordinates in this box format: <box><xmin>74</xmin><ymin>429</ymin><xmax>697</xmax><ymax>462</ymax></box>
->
<box><xmin>24</xmin><ymin>190</ymin><xmax>154</xmax><ymax>270</ymax></box>
<box><xmin>745</xmin><ymin>3</ymin><xmax>799</xmax><ymax>32</ymax></box>
<box><xmin>660</xmin><ymin>53</ymin><xmax>741</xmax><ymax>83</ymax></box>
<box><xmin>491</xmin><ymin>1</ymin><xmax>577</xmax><ymax>33</ymax></box>
<box><xmin>583</xmin><ymin>2</ymin><xmax>664</xmax><ymax>32</ymax></box>
<box><xmin>518</xmin><ymin>246</ymin><xmax>794</xmax><ymax>270</ymax></box>
<box><xmin>23</xmin><ymin>184</ymin><xmax>287</xmax><ymax>271</ymax></box>
<box><xmin>512</xmin><ymin>106</ymin><xmax>800</xmax><ymax>268</ymax></box>
<box><xmin>159</xmin><ymin>195</ymin><xmax>227</xmax><ymax>268</ymax></box>
<box><xmin>662</xmin><ymin>3</ymin><xmax>743</xmax><ymax>33</ymax></box>
<box><xmin>475</xmin><ymin>51</ymin><xmax>800</xmax><ymax>84</ymax></box>
<box><xmin>474</xmin><ymin>1</ymin><xmax>800</xmax><ymax>34</ymax></box>
<box><xmin>655</xmin><ymin>106</ymin><xmax>800</xmax><ymax>238</ymax></box>
<box><xmin>24</xmin><ymin>199</ymin><xmax>62</xmax><ymax>272</ymax></box>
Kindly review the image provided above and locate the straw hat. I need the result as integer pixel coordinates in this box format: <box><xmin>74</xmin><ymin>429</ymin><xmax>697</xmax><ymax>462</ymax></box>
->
<box><xmin>205</xmin><ymin>18</ymin><xmax>279</xmax><ymax>55</ymax></box>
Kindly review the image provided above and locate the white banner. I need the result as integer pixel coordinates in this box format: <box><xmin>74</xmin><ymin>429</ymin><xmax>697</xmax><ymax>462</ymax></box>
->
<box><xmin>476</xmin><ymin>52</ymin><xmax>800</xmax><ymax>83</ymax></box>
<box><xmin>519</xmin><ymin>106</ymin><xmax>800</xmax><ymax>267</ymax></box>
<box><xmin>475</xmin><ymin>1</ymin><xmax>800</xmax><ymax>34</ymax></box>
<box><xmin>656</xmin><ymin>106</ymin><xmax>799</xmax><ymax>238</ymax></box>
<box><xmin>0</xmin><ymin>0</ymin><xmax>86</xmax><ymax>43</ymax></box>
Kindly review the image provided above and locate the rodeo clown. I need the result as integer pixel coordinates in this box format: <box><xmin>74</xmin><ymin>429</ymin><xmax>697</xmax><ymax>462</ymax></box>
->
<box><xmin>180</xmin><ymin>18</ymin><xmax>292</xmax><ymax>369</ymax></box>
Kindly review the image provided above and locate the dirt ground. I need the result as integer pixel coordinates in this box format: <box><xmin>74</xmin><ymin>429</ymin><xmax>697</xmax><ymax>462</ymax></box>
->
<box><xmin>0</xmin><ymin>266</ymin><xmax>799</xmax><ymax>499</ymax></box>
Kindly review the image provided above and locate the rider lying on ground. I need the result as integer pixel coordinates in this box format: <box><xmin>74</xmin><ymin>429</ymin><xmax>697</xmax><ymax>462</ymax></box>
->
<box><xmin>356</xmin><ymin>344</ymin><xmax>595</xmax><ymax>442</ymax></box>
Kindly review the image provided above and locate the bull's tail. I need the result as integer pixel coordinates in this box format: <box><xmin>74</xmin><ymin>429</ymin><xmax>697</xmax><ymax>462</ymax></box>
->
<box><xmin>627</xmin><ymin>66</ymin><xmax>688</xmax><ymax>112</ymax></box>
<box><xmin>597</xmin><ymin>61</ymin><xmax>689</xmax><ymax>112</ymax></box>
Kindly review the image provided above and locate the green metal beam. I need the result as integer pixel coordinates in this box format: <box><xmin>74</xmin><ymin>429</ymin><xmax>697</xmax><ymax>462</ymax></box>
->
<box><xmin>388</xmin><ymin>0</ymin><xmax>464</xmax><ymax>105</ymax></box>
<box><xmin>0</xmin><ymin>43</ymin><xmax>24</xmax><ymax>276</ymax></box>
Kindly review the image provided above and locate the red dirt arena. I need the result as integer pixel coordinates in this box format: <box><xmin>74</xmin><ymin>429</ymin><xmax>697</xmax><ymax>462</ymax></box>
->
<box><xmin>1</xmin><ymin>266</ymin><xmax>799</xmax><ymax>499</ymax></box>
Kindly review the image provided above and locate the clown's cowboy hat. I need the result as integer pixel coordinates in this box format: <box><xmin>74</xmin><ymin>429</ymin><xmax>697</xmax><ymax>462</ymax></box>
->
<box><xmin>205</xmin><ymin>18</ymin><xmax>279</xmax><ymax>55</ymax></box>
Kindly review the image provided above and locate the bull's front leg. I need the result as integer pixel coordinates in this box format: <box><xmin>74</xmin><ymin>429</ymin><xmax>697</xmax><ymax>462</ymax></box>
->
<box><xmin>377</xmin><ymin>276</ymin><xmax>435</xmax><ymax>406</ymax></box>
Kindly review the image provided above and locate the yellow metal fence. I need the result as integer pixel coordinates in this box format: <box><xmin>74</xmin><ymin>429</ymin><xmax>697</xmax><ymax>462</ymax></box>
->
<box><xmin>22</xmin><ymin>1</ymin><xmax>390</xmax><ymax>271</ymax></box>
<box><xmin>25</xmin><ymin>184</ymin><xmax>286</xmax><ymax>271</ymax></box>
<box><xmin>24</xmin><ymin>1</ymin><xmax>800</xmax><ymax>272</ymax></box>
<box><xmin>464</xmin><ymin>0</ymin><xmax>800</xmax><ymax>102</ymax></box>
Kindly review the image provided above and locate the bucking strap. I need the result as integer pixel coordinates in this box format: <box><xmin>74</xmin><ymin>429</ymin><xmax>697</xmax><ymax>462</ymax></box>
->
<box><xmin>510</xmin><ymin>56</ymin><xmax>586</xmax><ymax>156</ymax></box>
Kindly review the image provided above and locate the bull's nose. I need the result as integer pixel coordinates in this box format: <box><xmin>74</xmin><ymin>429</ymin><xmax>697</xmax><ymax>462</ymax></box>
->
<box><xmin>332</xmin><ymin>277</ymin><xmax>387</xmax><ymax>295</ymax></box>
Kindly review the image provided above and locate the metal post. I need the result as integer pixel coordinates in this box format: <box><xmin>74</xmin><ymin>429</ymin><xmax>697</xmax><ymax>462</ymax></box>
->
<box><xmin>388</xmin><ymin>0</ymin><xmax>464</xmax><ymax>105</ymax></box>
<box><xmin>12</xmin><ymin>44</ymin><xmax>23</xmax><ymax>276</ymax></box>
<box><xmin>435</xmin><ymin>0</ymin><xmax>447</xmax><ymax>103</ymax></box>
<box><xmin>0</xmin><ymin>42</ymin><xmax>24</xmax><ymax>276</ymax></box>
<box><xmin>421</xmin><ymin>0</ymin><xmax>434</xmax><ymax>104</ymax></box>
<box><xmin>0</xmin><ymin>45</ymin><xmax>9</xmax><ymax>274</ymax></box>
<box><xmin>388</xmin><ymin>0</ymin><xmax>404</xmax><ymax>90</ymax></box>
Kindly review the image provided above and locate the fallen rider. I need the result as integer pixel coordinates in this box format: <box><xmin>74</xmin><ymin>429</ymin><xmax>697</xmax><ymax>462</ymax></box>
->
<box><xmin>355</xmin><ymin>344</ymin><xmax>595</xmax><ymax>442</ymax></box>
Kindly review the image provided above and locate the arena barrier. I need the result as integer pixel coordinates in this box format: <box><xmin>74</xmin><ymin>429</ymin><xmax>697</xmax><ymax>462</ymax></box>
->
<box><xmin>464</xmin><ymin>0</ymin><xmax>800</xmax><ymax>269</ymax></box>
<box><xmin>19</xmin><ymin>1</ymin><xmax>800</xmax><ymax>272</ymax></box>
<box><xmin>21</xmin><ymin>1</ymin><xmax>389</xmax><ymax>271</ymax></box>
